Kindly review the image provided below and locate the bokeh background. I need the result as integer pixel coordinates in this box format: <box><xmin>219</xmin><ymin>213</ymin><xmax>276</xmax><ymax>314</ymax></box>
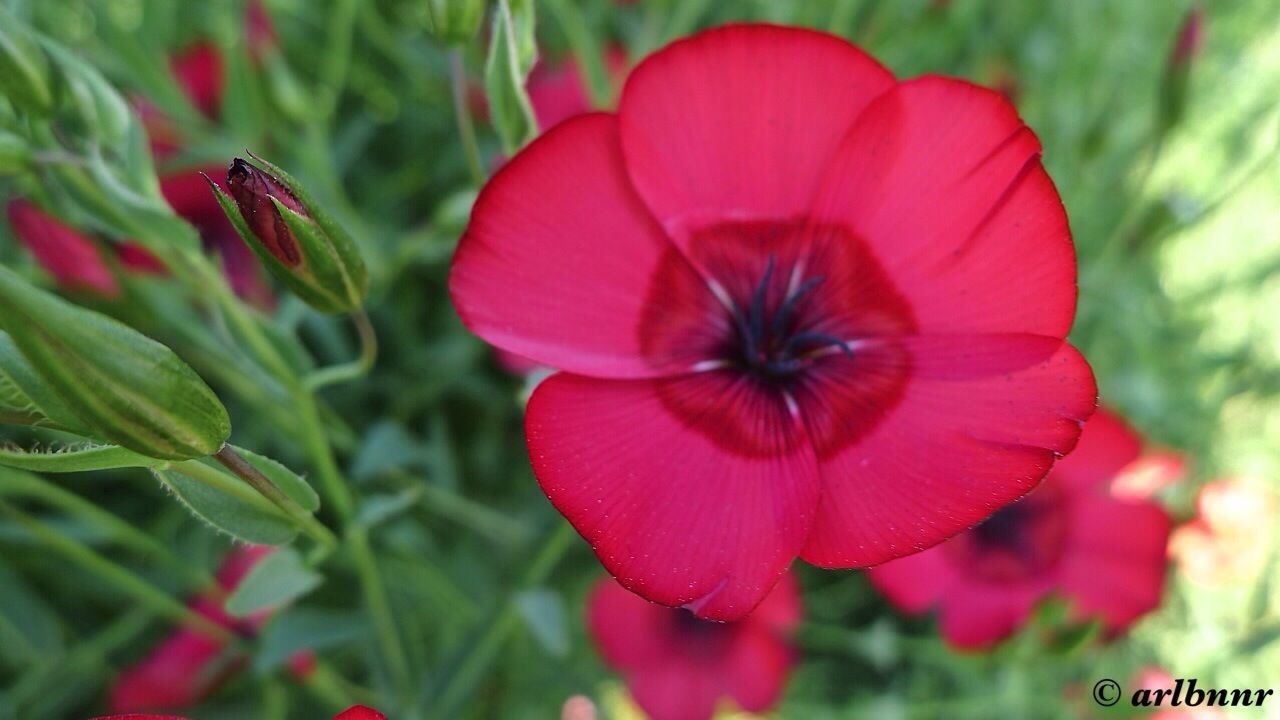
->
<box><xmin>1</xmin><ymin>0</ymin><xmax>1278</xmax><ymax>718</ymax></box>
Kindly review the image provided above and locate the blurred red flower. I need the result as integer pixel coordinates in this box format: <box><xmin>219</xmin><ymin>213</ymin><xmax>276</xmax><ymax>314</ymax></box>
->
<box><xmin>867</xmin><ymin>408</ymin><xmax>1170</xmax><ymax>649</ymax></box>
<box><xmin>527</xmin><ymin>46</ymin><xmax>629</xmax><ymax>131</ymax></box>
<box><xmin>107</xmin><ymin>545</ymin><xmax>307</xmax><ymax>713</ymax></box>
<box><xmin>450</xmin><ymin>23</ymin><xmax>1094</xmax><ymax>620</ymax></box>
<box><xmin>588</xmin><ymin>572</ymin><xmax>800</xmax><ymax>720</ymax></box>
<box><xmin>6</xmin><ymin>200</ymin><xmax>123</xmax><ymax>297</ymax></box>
<box><xmin>334</xmin><ymin>706</ymin><xmax>387</xmax><ymax>720</ymax></box>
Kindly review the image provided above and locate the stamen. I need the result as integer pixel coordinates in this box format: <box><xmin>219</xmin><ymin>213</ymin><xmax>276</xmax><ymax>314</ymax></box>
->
<box><xmin>769</xmin><ymin>275</ymin><xmax>824</xmax><ymax>339</ymax></box>
<box><xmin>780</xmin><ymin>331</ymin><xmax>852</xmax><ymax>358</ymax></box>
<box><xmin>746</xmin><ymin>255</ymin><xmax>775</xmax><ymax>352</ymax></box>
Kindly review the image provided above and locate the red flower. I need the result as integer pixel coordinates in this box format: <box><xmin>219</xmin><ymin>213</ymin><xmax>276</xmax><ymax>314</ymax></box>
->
<box><xmin>108</xmin><ymin>545</ymin><xmax>279</xmax><ymax>712</ymax></box>
<box><xmin>527</xmin><ymin>47</ymin><xmax>629</xmax><ymax>131</ymax></box>
<box><xmin>450</xmin><ymin>24</ymin><xmax>1095</xmax><ymax>620</ymax></box>
<box><xmin>867</xmin><ymin>408</ymin><xmax>1170</xmax><ymax>649</ymax></box>
<box><xmin>588</xmin><ymin>573</ymin><xmax>800</xmax><ymax>720</ymax></box>
<box><xmin>1169</xmin><ymin>477</ymin><xmax>1275</xmax><ymax>585</ymax></box>
<box><xmin>6</xmin><ymin>200</ymin><xmax>121</xmax><ymax>296</ymax></box>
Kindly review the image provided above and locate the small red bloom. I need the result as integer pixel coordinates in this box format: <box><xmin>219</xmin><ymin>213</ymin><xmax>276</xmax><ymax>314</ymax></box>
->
<box><xmin>6</xmin><ymin>200</ymin><xmax>120</xmax><ymax>296</ymax></box>
<box><xmin>108</xmin><ymin>545</ymin><xmax>275</xmax><ymax>712</ymax></box>
<box><xmin>588</xmin><ymin>573</ymin><xmax>800</xmax><ymax>720</ymax></box>
<box><xmin>334</xmin><ymin>706</ymin><xmax>387</xmax><ymax>720</ymax></box>
<box><xmin>527</xmin><ymin>47</ymin><xmax>629</xmax><ymax>131</ymax></box>
<box><xmin>450</xmin><ymin>24</ymin><xmax>1095</xmax><ymax>620</ymax></box>
<box><xmin>867</xmin><ymin>408</ymin><xmax>1170</xmax><ymax>649</ymax></box>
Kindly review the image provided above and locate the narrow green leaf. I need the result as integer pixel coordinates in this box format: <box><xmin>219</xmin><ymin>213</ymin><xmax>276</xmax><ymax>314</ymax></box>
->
<box><xmin>0</xmin><ymin>560</ymin><xmax>63</xmax><ymax>666</ymax></box>
<box><xmin>484</xmin><ymin>0</ymin><xmax>539</xmax><ymax>154</ymax></box>
<box><xmin>230</xmin><ymin>446</ymin><xmax>320</xmax><ymax>512</ymax></box>
<box><xmin>154</xmin><ymin>463</ymin><xmax>298</xmax><ymax>545</ymax></box>
<box><xmin>225</xmin><ymin>547</ymin><xmax>323</xmax><ymax>617</ymax></box>
<box><xmin>0</xmin><ymin>443</ymin><xmax>160</xmax><ymax>473</ymax></box>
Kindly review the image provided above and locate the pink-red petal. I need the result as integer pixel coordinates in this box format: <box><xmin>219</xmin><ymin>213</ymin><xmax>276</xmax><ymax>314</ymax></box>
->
<box><xmin>619</xmin><ymin>24</ymin><xmax>893</xmax><ymax>242</ymax></box>
<box><xmin>865</xmin><ymin>544</ymin><xmax>960</xmax><ymax>613</ymax></box>
<box><xmin>6</xmin><ymin>200</ymin><xmax>120</xmax><ymax>296</ymax></box>
<box><xmin>527</xmin><ymin>372</ymin><xmax>819</xmax><ymax>619</ymax></box>
<box><xmin>450</xmin><ymin>114</ymin><xmax>716</xmax><ymax>378</ymax></box>
<box><xmin>811</xmin><ymin>76</ymin><xmax>1075</xmax><ymax>337</ymax></box>
<box><xmin>937</xmin><ymin>580</ymin><xmax>1043</xmax><ymax>650</ymax></box>
<box><xmin>798</xmin><ymin>334</ymin><xmax>1096</xmax><ymax>568</ymax></box>
<box><xmin>1049</xmin><ymin>406</ymin><xmax>1141</xmax><ymax>492</ymax></box>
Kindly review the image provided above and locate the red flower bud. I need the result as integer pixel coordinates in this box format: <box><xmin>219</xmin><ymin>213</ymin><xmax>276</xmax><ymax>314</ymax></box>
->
<box><xmin>1171</xmin><ymin>6</ymin><xmax>1203</xmax><ymax>67</ymax></box>
<box><xmin>224</xmin><ymin>158</ymin><xmax>305</xmax><ymax>266</ymax></box>
<box><xmin>335</xmin><ymin>706</ymin><xmax>386</xmax><ymax>720</ymax></box>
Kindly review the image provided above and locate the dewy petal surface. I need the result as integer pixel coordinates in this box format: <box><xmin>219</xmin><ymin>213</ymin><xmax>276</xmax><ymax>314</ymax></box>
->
<box><xmin>527</xmin><ymin>373</ymin><xmax>819</xmax><ymax>620</ymax></box>
<box><xmin>797</xmin><ymin>334</ymin><xmax>1096</xmax><ymax>568</ymax></box>
<box><xmin>450</xmin><ymin>113</ymin><xmax>718</xmax><ymax>378</ymax></box>
<box><xmin>618</xmin><ymin>24</ymin><xmax>894</xmax><ymax>241</ymax></box>
<box><xmin>811</xmin><ymin>76</ymin><xmax>1076</xmax><ymax>337</ymax></box>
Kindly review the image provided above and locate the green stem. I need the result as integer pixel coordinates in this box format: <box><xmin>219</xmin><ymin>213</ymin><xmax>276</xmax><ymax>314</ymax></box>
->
<box><xmin>348</xmin><ymin>526</ymin><xmax>411</xmax><ymax>692</ymax></box>
<box><xmin>545</xmin><ymin>0</ymin><xmax>610</xmax><ymax>106</ymax></box>
<box><xmin>0</xmin><ymin>500</ymin><xmax>234</xmax><ymax>642</ymax></box>
<box><xmin>305</xmin><ymin>308</ymin><xmax>379</xmax><ymax>392</ymax></box>
<box><xmin>0</xmin><ymin>471</ymin><xmax>214</xmax><ymax>590</ymax></box>
<box><xmin>450</xmin><ymin>49</ymin><xmax>486</xmax><ymax>186</ymax></box>
<box><xmin>430</xmin><ymin>521</ymin><xmax>576</xmax><ymax>716</ymax></box>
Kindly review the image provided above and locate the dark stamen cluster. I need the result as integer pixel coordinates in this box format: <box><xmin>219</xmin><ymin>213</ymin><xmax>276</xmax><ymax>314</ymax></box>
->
<box><xmin>729</xmin><ymin>255</ymin><xmax>850</xmax><ymax>380</ymax></box>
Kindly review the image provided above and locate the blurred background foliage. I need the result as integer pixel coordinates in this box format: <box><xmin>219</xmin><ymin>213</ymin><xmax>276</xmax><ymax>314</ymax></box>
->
<box><xmin>0</xmin><ymin>0</ymin><xmax>1278</xmax><ymax>718</ymax></box>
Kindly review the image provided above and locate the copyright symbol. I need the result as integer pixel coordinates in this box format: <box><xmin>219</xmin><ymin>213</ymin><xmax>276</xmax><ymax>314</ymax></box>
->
<box><xmin>1093</xmin><ymin>678</ymin><xmax>1121</xmax><ymax>706</ymax></box>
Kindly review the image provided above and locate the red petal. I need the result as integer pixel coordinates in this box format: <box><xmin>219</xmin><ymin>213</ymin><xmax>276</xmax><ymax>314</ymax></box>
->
<box><xmin>333</xmin><ymin>706</ymin><xmax>387</xmax><ymax>720</ymax></box>
<box><xmin>451</xmin><ymin>114</ymin><xmax>717</xmax><ymax>378</ymax></box>
<box><xmin>937</xmin><ymin>580</ymin><xmax>1043</xmax><ymax>650</ymax></box>
<box><xmin>811</xmin><ymin>76</ymin><xmax>1075</xmax><ymax>337</ymax></box>
<box><xmin>865</xmin><ymin>545</ymin><xmax>959</xmax><ymax>613</ymax></box>
<box><xmin>1057</xmin><ymin>493</ymin><xmax>1170</xmax><ymax>633</ymax></box>
<box><xmin>627</xmin><ymin>662</ymin><xmax>722</xmax><ymax>720</ymax></box>
<box><xmin>92</xmin><ymin>716</ymin><xmax>191</xmax><ymax>720</ymax></box>
<box><xmin>170</xmin><ymin>43</ymin><xmax>224</xmax><ymax>119</ymax></box>
<box><xmin>107</xmin><ymin>628</ymin><xmax>228</xmax><ymax>711</ymax></box>
<box><xmin>723</xmin><ymin>624</ymin><xmax>794</xmax><ymax>713</ymax></box>
<box><xmin>587</xmin><ymin>576</ymin><xmax>680</xmax><ymax>671</ymax></box>
<box><xmin>527</xmin><ymin>372</ymin><xmax>819</xmax><ymax>620</ymax></box>
<box><xmin>619</xmin><ymin>24</ymin><xmax>893</xmax><ymax>241</ymax></box>
<box><xmin>1050</xmin><ymin>406</ymin><xmax>1141</xmax><ymax>492</ymax></box>
<box><xmin>798</xmin><ymin>334</ymin><xmax>1096</xmax><ymax>567</ymax></box>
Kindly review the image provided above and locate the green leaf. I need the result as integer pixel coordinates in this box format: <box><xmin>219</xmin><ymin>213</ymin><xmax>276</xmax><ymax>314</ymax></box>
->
<box><xmin>0</xmin><ymin>442</ymin><xmax>161</xmax><ymax>473</ymax></box>
<box><xmin>254</xmin><ymin>608</ymin><xmax>369</xmax><ymax>673</ymax></box>
<box><xmin>355</xmin><ymin>487</ymin><xmax>423</xmax><ymax>529</ymax></box>
<box><xmin>230</xmin><ymin>446</ymin><xmax>320</xmax><ymax>512</ymax></box>
<box><xmin>0</xmin><ymin>8</ymin><xmax>54</xmax><ymax>116</ymax></box>
<box><xmin>0</xmin><ymin>266</ymin><xmax>230</xmax><ymax>460</ymax></box>
<box><xmin>0</xmin><ymin>332</ymin><xmax>89</xmax><ymax>433</ymax></box>
<box><xmin>153</xmin><ymin>463</ymin><xmax>297</xmax><ymax>545</ymax></box>
<box><xmin>225</xmin><ymin>547</ymin><xmax>323</xmax><ymax>617</ymax></box>
<box><xmin>484</xmin><ymin>0</ymin><xmax>539</xmax><ymax>154</ymax></box>
<box><xmin>0</xmin><ymin>560</ymin><xmax>63</xmax><ymax>666</ymax></box>
<box><xmin>514</xmin><ymin>587</ymin><xmax>568</xmax><ymax>658</ymax></box>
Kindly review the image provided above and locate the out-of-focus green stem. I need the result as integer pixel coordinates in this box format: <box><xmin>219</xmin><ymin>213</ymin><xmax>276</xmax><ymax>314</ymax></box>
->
<box><xmin>0</xmin><ymin>501</ymin><xmax>234</xmax><ymax>643</ymax></box>
<box><xmin>544</xmin><ymin>0</ymin><xmax>610</xmax><ymax>106</ymax></box>
<box><xmin>305</xmin><ymin>308</ymin><xmax>379</xmax><ymax>392</ymax></box>
<box><xmin>347</xmin><ymin>526</ymin><xmax>411</xmax><ymax>691</ymax></box>
<box><xmin>449</xmin><ymin>49</ymin><xmax>486</xmax><ymax>186</ymax></box>
<box><xmin>0</xmin><ymin>471</ymin><xmax>214</xmax><ymax>590</ymax></box>
<box><xmin>430</xmin><ymin>521</ymin><xmax>576</xmax><ymax>716</ymax></box>
<box><xmin>317</xmin><ymin>0</ymin><xmax>359</xmax><ymax>122</ymax></box>
<box><xmin>212</xmin><ymin>444</ymin><xmax>339</xmax><ymax>556</ymax></box>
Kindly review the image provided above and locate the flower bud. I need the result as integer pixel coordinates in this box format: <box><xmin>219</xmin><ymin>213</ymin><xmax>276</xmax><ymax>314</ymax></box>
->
<box><xmin>1159</xmin><ymin>6</ymin><xmax>1202</xmax><ymax>133</ymax></box>
<box><xmin>210</xmin><ymin>156</ymin><xmax>368</xmax><ymax>313</ymax></box>
<box><xmin>0</xmin><ymin>9</ymin><xmax>55</xmax><ymax>116</ymax></box>
<box><xmin>425</xmin><ymin>0</ymin><xmax>487</xmax><ymax>46</ymax></box>
<box><xmin>0</xmin><ymin>265</ymin><xmax>230</xmax><ymax>459</ymax></box>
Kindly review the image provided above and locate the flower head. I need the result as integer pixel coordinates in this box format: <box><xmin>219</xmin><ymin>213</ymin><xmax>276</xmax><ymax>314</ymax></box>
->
<box><xmin>588</xmin><ymin>572</ymin><xmax>800</xmax><ymax>720</ymax></box>
<box><xmin>867</xmin><ymin>408</ymin><xmax>1170</xmax><ymax>649</ymax></box>
<box><xmin>6</xmin><ymin>199</ymin><xmax>120</xmax><ymax>296</ymax></box>
<box><xmin>450</xmin><ymin>24</ymin><xmax>1095</xmax><ymax>620</ymax></box>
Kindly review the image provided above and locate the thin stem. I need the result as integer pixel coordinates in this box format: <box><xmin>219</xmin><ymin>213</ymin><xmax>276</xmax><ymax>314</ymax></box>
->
<box><xmin>0</xmin><ymin>500</ymin><xmax>234</xmax><ymax>643</ymax></box>
<box><xmin>213</xmin><ymin>445</ymin><xmax>339</xmax><ymax>555</ymax></box>
<box><xmin>450</xmin><ymin>49</ymin><xmax>486</xmax><ymax>186</ymax></box>
<box><xmin>305</xmin><ymin>308</ymin><xmax>380</xmax><ymax>392</ymax></box>
<box><xmin>430</xmin><ymin>521</ymin><xmax>576</xmax><ymax>716</ymax></box>
<box><xmin>347</xmin><ymin>526</ymin><xmax>411</xmax><ymax>693</ymax></box>
<box><xmin>545</xmin><ymin>0</ymin><xmax>611</xmax><ymax>106</ymax></box>
<box><xmin>0</xmin><ymin>471</ymin><xmax>215</xmax><ymax>590</ymax></box>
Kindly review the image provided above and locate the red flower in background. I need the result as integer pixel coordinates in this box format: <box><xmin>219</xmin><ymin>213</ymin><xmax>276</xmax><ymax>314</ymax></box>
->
<box><xmin>6</xmin><ymin>200</ymin><xmax>123</xmax><ymax>297</ymax></box>
<box><xmin>450</xmin><ymin>24</ymin><xmax>1094</xmax><ymax>619</ymax></box>
<box><xmin>526</xmin><ymin>47</ymin><xmax>629</xmax><ymax>131</ymax></box>
<box><xmin>867</xmin><ymin>408</ymin><xmax>1170</xmax><ymax>649</ymax></box>
<box><xmin>107</xmin><ymin>545</ymin><xmax>308</xmax><ymax>712</ymax></box>
<box><xmin>1169</xmin><ymin>477</ymin><xmax>1275</xmax><ymax>585</ymax></box>
<box><xmin>588</xmin><ymin>573</ymin><xmax>800</xmax><ymax>720</ymax></box>
<box><xmin>93</xmin><ymin>706</ymin><xmax>384</xmax><ymax>720</ymax></box>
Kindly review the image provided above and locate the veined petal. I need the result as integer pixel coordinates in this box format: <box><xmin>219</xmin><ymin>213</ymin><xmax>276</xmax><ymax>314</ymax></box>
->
<box><xmin>811</xmin><ymin>76</ymin><xmax>1075</xmax><ymax>337</ymax></box>
<box><xmin>527</xmin><ymin>372</ymin><xmax>819</xmax><ymax>620</ymax></box>
<box><xmin>450</xmin><ymin>114</ymin><xmax>718</xmax><ymax>378</ymax></box>
<box><xmin>619</xmin><ymin>24</ymin><xmax>893</xmax><ymax>241</ymax></box>
<box><xmin>797</xmin><ymin>334</ymin><xmax>1096</xmax><ymax>568</ymax></box>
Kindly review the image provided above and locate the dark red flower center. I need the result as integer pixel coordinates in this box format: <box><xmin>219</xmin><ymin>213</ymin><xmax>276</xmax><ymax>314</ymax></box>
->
<box><xmin>944</xmin><ymin>481</ymin><xmax>1070</xmax><ymax>583</ymax></box>
<box><xmin>639</xmin><ymin>220</ymin><xmax>917</xmax><ymax>459</ymax></box>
